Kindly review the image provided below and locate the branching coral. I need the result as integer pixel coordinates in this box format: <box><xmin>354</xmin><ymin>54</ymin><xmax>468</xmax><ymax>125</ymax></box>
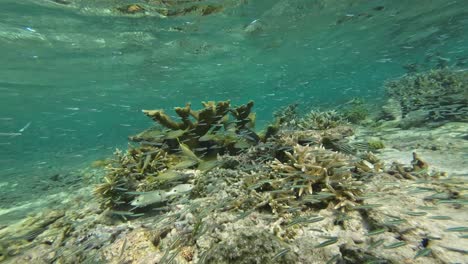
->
<box><xmin>342</xmin><ymin>98</ymin><xmax>369</xmax><ymax>124</ymax></box>
<box><xmin>266</xmin><ymin>145</ymin><xmax>363</xmax><ymax>211</ymax></box>
<box><xmin>298</xmin><ymin>110</ymin><xmax>348</xmax><ymax>130</ymax></box>
<box><xmin>94</xmin><ymin>147</ymin><xmax>176</xmax><ymax>208</ymax></box>
<box><xmin>130</xmin><ymin>100</ymin><xmax>264</xmax><ymax>157</ymax></box>
<box><xmin>95</xmin><ymin>100</ymin><xmax>278</xmax><ymax>210</ymax></box>
<box><xmin>383</xmin><ymin>68</ymin><xmax>468</xmax><ymax>125</ymax></box>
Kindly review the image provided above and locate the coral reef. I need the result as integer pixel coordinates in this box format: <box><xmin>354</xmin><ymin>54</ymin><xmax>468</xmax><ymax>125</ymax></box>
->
<box><xmin>117</xmin><ymin>4</ymin><xmax>145</xmax><ymax>14</ymax></box>
<box><xmin>298</xmin><ymin>110</ymin><xmax>348</xmax><ymax>130</ymax></box>
<box><xmin>266</xmin><ymin>144</ymin><xmax>364</xmax><ymax>211</ymax></box>
<box><xmin>2</xmin><ymin>100</ymin><xmax>467</xmax><ymax>264</ymax></box>
<box><xmin>131</xmin><ymin>100</ymin><xmax>260</xmax><ymax>157</ymax></box>
<box><xmin>381</xmin><ymin>68</ymin><xmax>468</xmax><ymax>127</ymax></box>
<box><xmin>341</xmin><ymin>98</ymin><xmax>370</xmax><ymax>124</ymax></box>
<box><xmin>115</xmin><ymin>0</ymin><xmax>227</xmax><ymax>17</ymax></box>
<box><xmin>95</xmin><ymin>100</ymin><xmax>279</xmax><ymax>210</ymax></box>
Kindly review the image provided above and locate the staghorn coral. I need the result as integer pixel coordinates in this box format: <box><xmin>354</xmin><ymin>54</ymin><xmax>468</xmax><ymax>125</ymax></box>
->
<box><xmin>383</xmin><ymin>68</ymin><xmax>468</xmax><ymax>126</ymax></box>
<box><xmin>94</xmin><ymin>146</ymin><xmax>178</xmax><ymax>208</ymax></box>
<box><xmin>341</xmin><ymin>98</ymin><xmax>369</xmax><ymax>124</ymax></box>
<box><xmin>298</xmin><ymin>110</ymin><xmax>348</xmax><ymax>130</ymax></box>
<box><xmin>266</xmin><ymin>145</ymin><xmax>364</xmax><ymax>211</ymax></box>
<box><xmin>95</xmin><ymin>100</ymin><xmax>278</xmax><ymax>209</ymax></box>
<box><xmin>273</xmin><ymin>103</ymin><xmax>300</xmax><ymax>129</ymax></box>
<box><xmin>131</xmin><ymin>100</ymin><xmax>263</xmax><ymax>158</ymax></box>
<box><xmin>114</xmin><ymin>0</ymin><xmax>229</xmax><ymax>17</ymax></box>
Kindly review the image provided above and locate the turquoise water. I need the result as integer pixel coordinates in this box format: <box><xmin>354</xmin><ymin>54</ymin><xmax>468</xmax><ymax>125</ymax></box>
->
<box><xmin>1</xmin><ymin>0</ymin><xmax>467</xmax><ymax>207</ymax></box>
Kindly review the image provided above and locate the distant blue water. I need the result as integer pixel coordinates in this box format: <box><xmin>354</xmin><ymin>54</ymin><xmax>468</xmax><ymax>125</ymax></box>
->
<box><xmin>1</xmin><ymin>0</ymin><xmax>467</xmax><ymax>204</ymax></box>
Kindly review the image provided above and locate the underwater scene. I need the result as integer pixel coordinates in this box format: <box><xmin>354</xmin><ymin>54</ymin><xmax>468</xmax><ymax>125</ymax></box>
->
<box><xmin>0</xmin><ymin>0</ymin><xmax>467</xmax><ymax>263</ymax></box>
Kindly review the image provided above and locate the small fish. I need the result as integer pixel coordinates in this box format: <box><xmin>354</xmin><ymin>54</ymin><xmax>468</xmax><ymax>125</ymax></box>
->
<box><xmin>171</xmin><ymin>159</ymin><xmax>198</xmax><ymax>170</ymax></box>
<box><xmin>367</xmin><ymin>228</ymin><xmax>387</xmax><ymax>236</ymax></box>
<box><xmin>178</xmin><ymin>141</ymin><xmax>202</xmax><ymax>162</ymax></box>
<box><xmin>384</xmin><ymin>241</ymin><xmax>407</xmax><ymax>249</ymax></box>
<box><xmin>437</xmin><ymin>199</ymin><xmax>468</xmax><ymax>205</ymax></box>
<box><xmin>18</xmin><ymin>122</ymin><xmax>31</xmax><ymax>132</ymax></box>
<box><xmin>368</xmin><ymin>239</ymin><xmax>385</xmax><ymax>249</ymax></box>
<box><xmin>286</xmin><ymin>206</ymin><xmax>303</xmax><ymax>213</ymax></box>
<box><xmin>0</xmin><ymin>132</ymin><xmax>22</xmax><ymax>137</ymax></box>
<box><xmin>193</xmin><ymin>147</ymin><xmax>208</xmax><ymax>152</ymax></box>
<box><xmin>445</xmin><ymin>226</ymin><xmax>468</xmax><ymax>232</ymax></box>
<box><xmin>417</xmin><ymin>206</ymin><xmax>437</xmax><ymax>210</ymax></box>
<box><xmin>439</xmin><ymin>246</ymin><xmax>468</xmax><ymax>254</ymax></box>
<box><xmin>354</xmin><ymin>204</ymin><xmax>383</xmax><ymax>210</ymax></box>
<box><xmin>272</xmin><ymin>248</ymin><xmax>290</xmax><ymax>260</ymax></box>
<box><xmin>197</xmin><ymin>160</ymin><xmax>221</xmax><ymax>171</ymax></box>
<box><xmin>130</xmin><ymin>184</ymin><xmax>193</xmax><ymax>207</ymax></box>
<box><xmin>166</xmin><ymin>129</ymin><xmax>186</xmax><ymax>139</ymax></box>
<box><xmin>140</xmin><ymin>154</ymin><xmax>152</xmax><ymax>173</ymax></box>
<box><xmin>273</xmin><ymin>196</ymin><xmax>297</xmax><ymax>202</ymax></box>
<box><xmin>234</xmin><ymin>210</ymin><xmax>254</xmax><ymax>221</ymax></box>
<box><xmin>404</xmin><ymin>211</ymin><xmax>427</xmax><ymax>216</ymax></box>
<box><xmin>315</xmin><ymin>237</ymin><xmax>338</xmax><ymax>248</ymax></box>
<box><xmin>234</xmin><ymin>139</ymin><xmax>251</xmax><ymax>149</ymax></box>
<box><xmin>110</xmin><ymin>210</ymin><xmax>139</xmax><ymax>216</ymax></box>
<box><xmin>326</xmin><ymin>254</ymin><xmax>340</xmax><ymax>264</ymax></box>
<box><xmin>428</xmin><ymin>215</ymin><xmax>452</xmax><ymax>220</ymax></box>
<box><xmin>290</xmin><ymin>184</ymin><xmax>310</xmax><ymax>189</ymax></box>
<box><xmin>267</xmin><ymin>189</ymin><xmax>292</xmax><ymax>194</ymax></box>
<box><xmin>199</xmin><ymin>133</ymin><xmax>217</xmax><ymax>142</ymax></box>
<box><xmin>165</xmin><ymin>249</ymin><xmax>180</xmax><ymax>264</ymax></box>
<box><xmin>309</xmin><ymin>192</ymin><xmax>336</xmax><ymax>200</ymax></box>
<box><xmin>414</xmin><ymin>248</ymin><xmax>431</xmax><ymax>259</ymax></box>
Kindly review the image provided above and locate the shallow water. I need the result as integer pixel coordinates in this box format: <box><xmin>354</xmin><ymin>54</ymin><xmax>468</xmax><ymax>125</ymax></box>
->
<box><xmin>0</xmin><ymin>0</ymin><xmax>467</xmax><ymax>226</ymax></box>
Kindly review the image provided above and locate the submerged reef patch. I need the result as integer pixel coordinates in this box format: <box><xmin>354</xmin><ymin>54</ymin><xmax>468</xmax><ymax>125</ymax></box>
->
<box><xmin>298</xmin><ymin>110</ymin><xmax>348</xmax><ymax>130</ymax></box>
<box><xmin>380</xmin><ymin>68</ymin><xmax>468</xmax><ymax>127</ymax></box>
<box><xmin>95</xmin><ymin>100</ymin><xmax>279</xmax><ymax>209</ymax></box>
<box><xmin>2</xmin><ymin>98</ymin><xmax>467</xmax><ymax>263</ymax></box>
